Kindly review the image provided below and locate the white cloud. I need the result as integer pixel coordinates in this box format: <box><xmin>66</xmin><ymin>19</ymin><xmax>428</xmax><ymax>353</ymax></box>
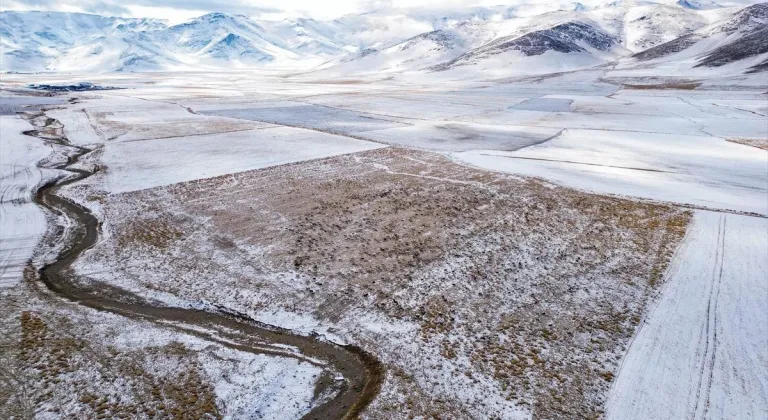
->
<box><xmin>1</xmin><ymin>0</ymin><xmax>373</xmax><ymax>21</ymax></box>
<box><xmin>0</xmin><ymin>0</ymin><xmax>764</xmax><ymax>24</ymax></box>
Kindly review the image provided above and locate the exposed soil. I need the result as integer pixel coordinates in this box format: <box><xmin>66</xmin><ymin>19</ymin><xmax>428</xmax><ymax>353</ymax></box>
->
<box><xmin>23</xmin><ymin>111</ymin><xmax>384</xmax><ymax>420</ymax></box>
<box><xmin>622</xmin><ymin>82</ymin><xmax>701</xmax><ymax>90</ymax></box>
<box><xmin>727</xmin><ymin>137</ymin><xmax>768</xmax><ymax>151</ymax></box>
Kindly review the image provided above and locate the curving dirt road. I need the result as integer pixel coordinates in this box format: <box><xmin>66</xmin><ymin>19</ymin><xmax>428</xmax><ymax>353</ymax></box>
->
<box><xmin>24</xmin><ymin>110</ymin><xmax>383</xmax><ymax>420</ymax></box>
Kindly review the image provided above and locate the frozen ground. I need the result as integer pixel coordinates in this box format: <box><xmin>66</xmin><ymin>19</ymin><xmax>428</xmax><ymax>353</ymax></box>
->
<box><xmin>349</xmin><ymin>122</ymin><xmax>561</xmax><ymax>152</ymax></box>
<box><xmin>73</xmin><ymin>146</ymin><xmax>689</xmax><ymax>418</ymax></box>
<box><xmin>201</xmin><ymin>104</ymin><xmax>407</xmax><ymax>135</ymax></box>
<box><xmin>0</xmin><ymin>116</ymin><xmax>50</xmax><ymax>287</ymax></box>
<box><xmin>0</xmin><ymin>91</ymin><xmax>337</xmax><ymax>419</ymax></box>
<box><xmin>606</xmin><ymin>211</ymin><xmax>768</xmax><ymax>420</ymax></box>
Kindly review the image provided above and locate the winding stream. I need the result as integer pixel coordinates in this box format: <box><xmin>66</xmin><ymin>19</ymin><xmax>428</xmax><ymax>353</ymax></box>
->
<box><xmin>24</xmin><ymin>110</ymin><xmax>383</xmax><ymax>419</ymax></box>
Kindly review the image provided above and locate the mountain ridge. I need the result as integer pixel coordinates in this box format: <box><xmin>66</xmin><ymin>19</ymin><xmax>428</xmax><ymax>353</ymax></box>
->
<box><xmin>1</xmin><ymin>2</ymin><xmax>765</xmax><ymax>75</ymax></box>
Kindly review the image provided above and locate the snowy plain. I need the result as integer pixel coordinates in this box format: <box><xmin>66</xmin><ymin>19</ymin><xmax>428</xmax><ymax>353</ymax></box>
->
<box><xmin>0</xmin><ymin>116</ymin><xmax>51</xmax><ymax>287</ymax></box>
<box><xmin>455</xmin><ymin>128</ymin><xmax>768</xmax><ymax>215</ymax></box>
<box><xmin>94</xmin><ymin>126</ymin><xmax>386</xmax><ymax>193</ymax></box>
<box><xmin>0</xmin><ymin>92</ymin><xmax>331</xmax><ymax>419</ymax></box>
<box><xmin>0</xmin><ymin>63</ymin><xmax>766</xmax><ymax>419</ymax></box>
<box><xmin>1</xmin><ymin>1</ymin><xmax>767</xmax><ymax>417</ymax></box>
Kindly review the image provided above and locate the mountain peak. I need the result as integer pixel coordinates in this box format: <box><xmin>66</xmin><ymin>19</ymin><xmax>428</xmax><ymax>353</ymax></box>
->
<box><xmin>676</xmin><ymin>0</ymin><xmax>721</xmax><ymax>10</ymax></box>
<box><xmin>199</xmin><ymin>12</ymin><xmax>238</xmax><ymax>20</ymax></box>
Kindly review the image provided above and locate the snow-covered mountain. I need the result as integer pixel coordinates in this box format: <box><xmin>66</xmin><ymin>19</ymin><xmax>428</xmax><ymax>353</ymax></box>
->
<box><xmin>0</xmin><ymin>12</ymin><xmax>168</xmax><ymax>71</ymax></box>
<box><xmin>1</xmin><ymin>2</ymin><xmax>765</xmax><ymax>75</ymax></box>
<box><xmin>433</xmin><ymin>21</ymin><xmax>623</xmax><ymax>70</ymax></box>
<box><xmin>628</xmin><ymin>2</ymin><xmax>768</xmax><ymax>72</ymax></box>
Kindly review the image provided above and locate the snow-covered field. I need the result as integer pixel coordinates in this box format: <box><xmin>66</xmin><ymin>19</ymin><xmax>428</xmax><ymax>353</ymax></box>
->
<box><xmin>0</xmin><ymin>116</ymin><xmax>50</xmax><ymax>287</ymax></box>
<box><xmin>2</xmin><ymin>1</ymin><xmax>767</xmax><ymax>417</ymax></box>
<box><xmin>0</xmin><ymin>92</ymin><xmax>332</xmax><ymax>419</ymax></box>
<box><xmin>0</xmin><ymin>280</ymin><xmax>324</xmax><ymax>419</ymax></box>
<box><xmin>93</xmin><ymin>126</ymin><xmax>385</xmax><ymax>193</ymax></box>
<box><xmin>0</xmin><ymin>96</ymin><xmax>65</xmax><ymax>115</ymax></box>
<box><xmin>201</xmin><ymin>105</ymin><xmax>407</xmax><ymax>135</ymax></box>
<box><xmin>606</xmin><ymin>211</ymin><xmax>768</xmax><ymax>420</ymax></box>
<box><xmin>455</xmin><ymin>128</ymin><xmax>768</xmax><ymax>215</ymax></box>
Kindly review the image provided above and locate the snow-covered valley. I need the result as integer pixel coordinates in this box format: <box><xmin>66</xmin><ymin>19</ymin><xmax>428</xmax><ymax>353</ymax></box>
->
<box><xmin>0</xmin><ymin>1</ymin><xmax>766</xmax><ymax>419</ymax></box>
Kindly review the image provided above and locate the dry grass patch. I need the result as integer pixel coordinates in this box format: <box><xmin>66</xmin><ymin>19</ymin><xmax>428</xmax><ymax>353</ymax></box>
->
<box><xmin>727</xmin><ymin>137</ymin><xmax>768</xmax><ymax>151</ymax></box>
<box><xmin>87</xmin><ymin>147</ymin><xmax>691</xmax><ymax>419</ymax></box>
<box><xmin>117</xmin><ymin>218</ymin><xmax>185</xmax><ymax>250</ymax></box>
<box><xmin>0</xmin><ymin>270</ymin><xmax>222</xmax><ymax>419</ymax></box>
<box><xmin>622</xmin><ymin>82</ymin><xmax>701</xmax><ymax>90</ymax></box>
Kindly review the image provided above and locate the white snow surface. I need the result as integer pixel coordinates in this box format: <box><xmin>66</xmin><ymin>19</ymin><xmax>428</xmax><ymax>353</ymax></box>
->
<box><xmin>92</xmin><ymin>126</ymin><xmax>386</xmax><ymax>193</ymax></box>
<box><xmin>454</xmin><ymin>128</ymin><xmax>768</xmax><ymax>215</ymax></box>
<box><xmin>0</xmin><ymin>116</ymin><xmax>50</xmax><ymax>287</ymax></box>
<box><xmin>606</xmin><ymin>211</ymin><xmax>768</xmax><ymax>420</ymax></box>
<box><xmin>45</xmin><ymin>108</ymin><xmax>104</xmax><ymax>146</ymax></box>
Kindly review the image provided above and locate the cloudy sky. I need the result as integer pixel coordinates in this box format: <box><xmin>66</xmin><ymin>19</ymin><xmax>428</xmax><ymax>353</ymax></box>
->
<box><xmin>0</xmin><ymin>0</ymin><xmax>760</xmax><ymax>23</ymax></box>
<box><xmin>0</xmin><ymin>0</ymin><xmax>495</xmax><ymax>22</ymax></box>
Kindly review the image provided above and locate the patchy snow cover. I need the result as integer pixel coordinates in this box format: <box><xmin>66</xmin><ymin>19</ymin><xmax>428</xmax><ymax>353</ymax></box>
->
<box><xmin>0</xmin><ymin>116</ymin><xmax>51</xmax><ymax>287</ymax></box>
<box><xmin>99</xmin><ymin>313</ymin><xmax>324</xmax><ymax>419</ymax></box>
<box><xmin>606</xmin><ymin>211</ymin><xmax>768</xmax><ymax>420</ymax></box>
<box><xmin>70</xmin><ymin>143</ymin><xmax>689</xmax><ymax>418</ymax></box>
<box><xmin>90</xmin><ymin>126</ymin><xmax>386</xmax><ymax>193</ymax></box>
<box><xmin>0</xmin><ymin>281</ymin><xmax>324</xmax><ymax>419</ymax></box>
<box><xmin>3</xmin><ymin>63</ymin><xmax>765</xmax><ymax>418</ymax></box>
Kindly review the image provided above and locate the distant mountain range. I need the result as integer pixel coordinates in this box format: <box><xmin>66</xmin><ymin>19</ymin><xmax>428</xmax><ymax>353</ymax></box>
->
<box><xmin>1</xmin><ymin>1</ymin><xmax>765</xmax><ymax>75</ymax></box>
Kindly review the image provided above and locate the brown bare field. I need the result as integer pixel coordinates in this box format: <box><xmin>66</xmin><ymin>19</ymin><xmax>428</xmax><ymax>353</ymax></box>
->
<box><xmin>80</xmin><ymin>147</ymin><xmax>690</xmax><ymax>418</ymax></box>
<box><xmin>622</xmin><ymin>82</ymin><xmax>701</xmax><ymax>90</ymax></box>
<box><xmin>727</xmin><ymin>137</ymin><xmax>768</xmax><ymax>151</ymax></box>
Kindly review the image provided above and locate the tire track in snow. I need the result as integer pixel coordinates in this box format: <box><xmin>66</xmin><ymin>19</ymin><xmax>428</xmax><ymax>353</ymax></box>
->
<box><xmin>691</xmin><ymin>215</ymin><xmax>725</xmax><ymax>419</ymax></box>
<box><xmin>606</xmin><ymin>211</ymin><xmax>768</xmax><ymax>420</ymax></box>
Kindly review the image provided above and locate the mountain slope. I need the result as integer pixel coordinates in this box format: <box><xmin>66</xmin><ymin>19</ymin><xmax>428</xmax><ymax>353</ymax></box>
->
<box><xmin>313</xmin><ymin>1</ymin><xmax>731</xmax><ymax>76</ymax></box>
<box><xmin>0</xmin><ymin>11</ymin><xmax>168</xmax><ymax>71</ymax></box>
<box><xmin>630</xmin><ymin>2</ymin><xmax>768</xmax><ymax>69</ymax></box>
<box><xmin>434</xmin><ymin>21</ymin><xmax>621</xmax><ymax>71</ymax></box>
<box><xmin>166</xmin><ymin>13</ymin><xmax>298</xmax><ymax>62</ymax></box>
